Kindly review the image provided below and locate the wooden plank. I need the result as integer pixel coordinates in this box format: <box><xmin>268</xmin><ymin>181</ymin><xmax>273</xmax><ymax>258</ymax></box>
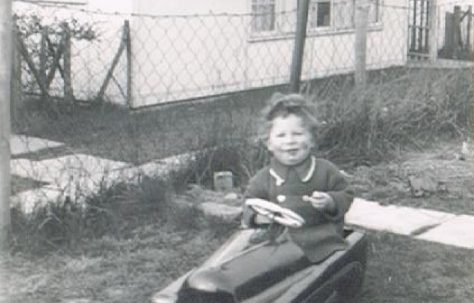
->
<box><xmin>17</xmin><ymin>35</ymin><xmax>49</xmax><ymax>97</ymax></box>
<box><xmin>45</xmin><ymin>35</ymin><xmax>65</xmax><ymax>88</ymax></box>
<box><xmin>39</xmin><ymin>26</ymin><xmax>48</xmax><ymax>95</ymax></box>
<box><xmin>96</xmin><ymin>23</ymin><xmax>127</xmax><ymax>102</ymax></box>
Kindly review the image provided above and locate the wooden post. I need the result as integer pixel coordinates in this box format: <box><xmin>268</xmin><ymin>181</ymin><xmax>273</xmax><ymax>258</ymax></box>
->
<box><xmin>39</xmin><ymin>26</ymin><xmax>50</xmax><ymax>104</ymax></box>
<box><xmin>428</xmin><ymin>0</ymin><xmax>438</xmax><ymax>62</ymax></box>
<box><xmin>418</xmin><ymin>0</ymin><xmax>425</xmax><ymax>52</ymax></box>
<box><xmin>96</xmin><ymin>21</ymin><xmax>127</xmax><ymax>102</ymax></box>
<box><xmin>11</xmin><ymin>21</ymin><xmax>21</xmax><ymax>123</ymax></box>
<box><xmin>17</xmin><ymin>36</ymin><xmax>49</xmax><ymax>98</ymax></box>
<box><xmin>125</xmin><ymin>20</ymin><xmax>132</xmax><ymax>107</ymax></box>
<box><xmin>0</xmin><ymin>0</ymin><xmax>12</xmax><ymax>249</ymax></box>
<box><xmin>411</xmin><ymin>0</ymin><xmax>418</xmax><ymax>51</ymax></box>
<box><xmin>467</xmin><ymin>6</ymin><xmax>472</xmax><ymax>51</ymax></box>
<box><xmin>354</xmin><ymin>0</ymin><xmax>369</xmax><ymax>87</ymax></box>
<box><xmin>62</xmin><ymin>22</ymin><xmax>74</xmax><ymax>103</ymax></box>
<box><xmin>453</xmin><ymin>5</ymin><xmax>461</xmax><ymax>58</ymax></box>
<box><xmin>445</xmin><ymin>12</ymin><xmax>454</xmax><ymax>57</ymax></box>
<box><xmin>46</xmin><ymin>36</ymin><xmax>65</xmax><ymax>89</ymax></box>
<box><xmin>39</xmin><ymin>26</ymin><xmax>48</xmax><ymax>92</ymax></box>
<box><xmin>289</xmin><ymin>0</ymin><xmax>310</xmax><ymax>93</ymax></box>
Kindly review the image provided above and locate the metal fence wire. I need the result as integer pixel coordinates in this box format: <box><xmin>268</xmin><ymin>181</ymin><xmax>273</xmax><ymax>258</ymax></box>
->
<box><xmin>11</xmin><ymin>0</ymin><xmax>474</xmax><ymax>109</ymax></box>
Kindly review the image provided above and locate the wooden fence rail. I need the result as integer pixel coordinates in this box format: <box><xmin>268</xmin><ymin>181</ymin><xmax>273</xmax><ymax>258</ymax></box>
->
<box><xmin>12</xmin><ymin>19</ymin><xmax>132</xmax><ymax>108</ymax></box>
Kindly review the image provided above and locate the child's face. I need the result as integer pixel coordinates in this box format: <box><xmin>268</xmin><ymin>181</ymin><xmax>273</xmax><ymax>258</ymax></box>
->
<box><xmin>267</xmin><ymin>114</ymin><xmax>314</xmax><ymax>166</ymax></box>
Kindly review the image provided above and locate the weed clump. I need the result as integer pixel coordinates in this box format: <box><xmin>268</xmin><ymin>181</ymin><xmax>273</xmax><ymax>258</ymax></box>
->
<box><xmin>311</xmin><ymin>68</ymin><xmax>473</xmax><ymax>164</ymax></box>
<box><xmin>9</xmin><ymin>177</ymin><xmax>171</xmax><ymax>255</ymax></box>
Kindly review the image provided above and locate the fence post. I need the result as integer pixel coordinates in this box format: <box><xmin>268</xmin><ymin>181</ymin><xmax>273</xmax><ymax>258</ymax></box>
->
<box><xmin>39</xmin><ymin>26</ymin><xmax>48</xmax><ymax>101</ymax></box>
<box><xmin>428</xmin><ymin>0</ymin><xmax>438</xmax><ymax>62</ymax></box>
<box><xmin>354</xmin><ymin>0</ymin><xmax>369</xmax><ymax>87</ymax></box>
<box><xmin>289</xmin><ymin>0</ymin><xmax>310</xmax><ymax>93</ymax></box>
<box><xmin>125</xmin><ymin>20</ymin><xmax>132</xmax><ymax>107</ymax></box>
<box><xmin>467</xmin><ymin>6</ymin><xmax>472</xmax><ymax>51</ymax></box>
<box><xmin>11</xmin><ymin>20</ymin><xmax>21</xmax><ymax>123</ymax></box>
<box><xmin>453</xmin><ymin>5</ymin><xmax>461</xmax><ymax>58</ymax></box>
<box><xmin>62</xmin><ymin>22</ymin><xmax>74</xmax><ymax>104</ymax></box>
<box><xmin>0</xmin><ymin>0</ymin><xmax>12</xmax><ymax>249</ymax></box>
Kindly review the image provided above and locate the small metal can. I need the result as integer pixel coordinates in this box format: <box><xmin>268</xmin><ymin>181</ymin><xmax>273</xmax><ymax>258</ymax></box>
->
<box><xmin>213</xmin><ymin>171</ymin><xmax>234</xmax><ymax>192</ymax></box>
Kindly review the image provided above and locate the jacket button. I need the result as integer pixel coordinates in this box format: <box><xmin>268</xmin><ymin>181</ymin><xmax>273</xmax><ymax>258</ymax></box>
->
<box><xmin>276</xmin><ymin>195</ymin><xmax>286</xmax><ymax>203</ymax></box>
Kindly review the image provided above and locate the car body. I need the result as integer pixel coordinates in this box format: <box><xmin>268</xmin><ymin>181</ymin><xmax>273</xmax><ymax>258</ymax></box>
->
<box><xmin>152</xmin><ymin>226</ymin><xmax>367</xmax><ymax>303</ymax></box>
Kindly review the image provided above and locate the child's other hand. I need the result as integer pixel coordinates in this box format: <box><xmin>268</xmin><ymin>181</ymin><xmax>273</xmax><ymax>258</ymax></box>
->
<box><xmin>303</xmin><ymin>191</ymin><xmax>335</xmax><ymax>212</ymax></box>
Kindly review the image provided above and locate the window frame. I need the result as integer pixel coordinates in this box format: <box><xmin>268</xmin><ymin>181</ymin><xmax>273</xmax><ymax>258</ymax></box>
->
<box><xmin>249</xmin><ymin>0</ymin><xmax>383</xmax><ymax>41</ymax></box>
<box><xmin>308</xmin><ymin>0</ymin><xmax>332</xmax><ymax>29</ymax></box>
<box><xmin>250</xmin><ymin>0</ymin><xmax>277</xmax><ymax>33</ymax></box>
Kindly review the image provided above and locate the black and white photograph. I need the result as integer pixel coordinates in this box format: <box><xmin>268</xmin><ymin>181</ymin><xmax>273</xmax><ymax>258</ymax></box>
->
<box><xmin>1</xmin><ymin>0</ymin><xmax>474</xmax><ymax>302</ymax></box>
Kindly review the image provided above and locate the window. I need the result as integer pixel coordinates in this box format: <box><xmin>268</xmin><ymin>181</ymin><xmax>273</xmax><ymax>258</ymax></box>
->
<box><xmin>251</xmin><ymin>0</ymin><xmax>276</xmax><ymax>32</ymax></box>
<box><xmin>308</xmin><ymin>0</ymin><xmax>381</xmax><ymax>31</ymax></box>
<box><xmin>368</xmin><ymin>0</ymin><xmax>381</xmax><ymax>24</ymax></box>
<box><xmin>309</xmin><ymin>0</ymin><xmax>331</xmax><ymax>28</ymax></box>
<box><xmin>250</xmin><ymin>0</ymin><xmax>381</xmax><ymax>38</ymax></box>
<box><xmin>333</xmin><ymin>0</ymin><xmax>355</xmax><ymax>29</ymax></box>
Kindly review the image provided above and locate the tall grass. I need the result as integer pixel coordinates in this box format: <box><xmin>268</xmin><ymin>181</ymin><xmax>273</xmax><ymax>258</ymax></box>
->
<box><xmin>310</xmin><ymin>68</ymin><xmax>473</xmax><ymax>164</ymax></box>
<box><xmin>10</xmin><ymin>177</ymin><xmax>171</xmax><ymax>255</ymax></box>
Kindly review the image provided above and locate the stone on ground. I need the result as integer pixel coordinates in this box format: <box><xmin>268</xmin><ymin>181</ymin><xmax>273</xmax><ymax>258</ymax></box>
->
<box><xmin>346</xmin><ymin>198</ymin><xmax>455</xmax><ymax>235</ymax></box>
<box><xmin>415</xmin><ymin>215</ymin><xmax>474</xmax><ymax>249</ymax></box>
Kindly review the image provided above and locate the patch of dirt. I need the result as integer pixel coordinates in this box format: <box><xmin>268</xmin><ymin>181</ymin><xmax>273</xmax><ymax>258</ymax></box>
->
<box><xmin>350</xmin><ymin>140</ymin><xmax>474</xmax><ymax>215</ymax></box>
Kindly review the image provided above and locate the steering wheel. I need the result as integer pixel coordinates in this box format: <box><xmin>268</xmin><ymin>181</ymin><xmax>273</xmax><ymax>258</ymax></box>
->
<box><xmin>245</xmin><ymin>198</ymin><xmax>305</xmax><ymax>228</ymax></box>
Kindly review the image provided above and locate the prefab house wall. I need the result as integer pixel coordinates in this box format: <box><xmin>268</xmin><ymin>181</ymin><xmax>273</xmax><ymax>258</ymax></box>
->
<box><xmin>129</xmin><ymin>0</ymin><xmax>410</xmax><ymax>108</ymax></box>
<box><xmin>13</xmin><ymin>0</ymin><xmax>411</xmax><ymax>108</ymax></box>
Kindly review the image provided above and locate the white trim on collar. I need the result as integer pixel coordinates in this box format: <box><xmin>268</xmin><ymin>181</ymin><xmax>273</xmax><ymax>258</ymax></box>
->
<box><xmin>269</xmin><ymin>156</ymin><xmax>316</xmax><ymax>185</ymax></box>
<box><xmin>302</xmin><ymin>156</ymin><xmax>316</xmax><ymax>182</ymax></box>
<box><xmin>269</xmin><ymin>168</ymin><xmax>285</xmax><ymax>186</ymax></box>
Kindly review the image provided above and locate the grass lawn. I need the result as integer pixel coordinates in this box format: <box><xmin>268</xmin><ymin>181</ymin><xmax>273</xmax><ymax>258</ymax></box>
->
<box><xmin>2</xmin><ymin>219</ymin><xmax>474</xmax><ymax>303</ymax></box>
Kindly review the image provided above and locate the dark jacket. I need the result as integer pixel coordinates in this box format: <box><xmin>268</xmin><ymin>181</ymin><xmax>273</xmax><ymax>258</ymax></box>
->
<box><xmin>243</xmin><ymin>155</ymin><xmax>354</xmax><ymax>263</ymax></box>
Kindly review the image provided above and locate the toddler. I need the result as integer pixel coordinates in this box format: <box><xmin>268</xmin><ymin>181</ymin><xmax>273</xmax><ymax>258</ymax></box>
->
<box><xmin>242</xmin><ymin>92</ymin><xmax>354</xmax><ymax>263</ymax></box>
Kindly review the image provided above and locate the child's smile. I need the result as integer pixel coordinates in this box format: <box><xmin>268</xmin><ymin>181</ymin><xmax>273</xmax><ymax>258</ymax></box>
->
<box><xmin>267</xmin><ymin>114</ymin><xmax>314</xmax><ymax>166</ymax></box>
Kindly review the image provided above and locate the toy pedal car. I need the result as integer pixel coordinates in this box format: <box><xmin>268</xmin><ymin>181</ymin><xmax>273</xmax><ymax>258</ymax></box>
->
<box><xmin>152</xmin><ymin>199</ymin><xmax>368</xmax><ymax>303</ymax></box>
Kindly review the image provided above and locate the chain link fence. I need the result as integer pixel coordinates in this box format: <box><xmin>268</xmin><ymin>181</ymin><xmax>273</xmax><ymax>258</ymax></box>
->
<box><xmin>10</xmin><ymin>0</ymin><xmax>439</xmax><ymax>109</ymax></box>
<box><xmin>11</xmin><ymin>1</ymin><xmax>474</xmax><ymax>109</ymax></box>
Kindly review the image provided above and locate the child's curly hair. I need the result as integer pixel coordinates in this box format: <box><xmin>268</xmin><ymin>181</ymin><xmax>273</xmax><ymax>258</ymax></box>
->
<box><xmin>259</xmin><ymin>92</ymin><xmax>320</xmax><ymax>141</ymax></box>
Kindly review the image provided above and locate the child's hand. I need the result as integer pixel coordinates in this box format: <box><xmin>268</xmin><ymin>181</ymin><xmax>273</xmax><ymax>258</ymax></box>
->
<box><xmin>303</xmin><ymin>191</ymin><xmax>335</xmax><ymax>212</ymax></box>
